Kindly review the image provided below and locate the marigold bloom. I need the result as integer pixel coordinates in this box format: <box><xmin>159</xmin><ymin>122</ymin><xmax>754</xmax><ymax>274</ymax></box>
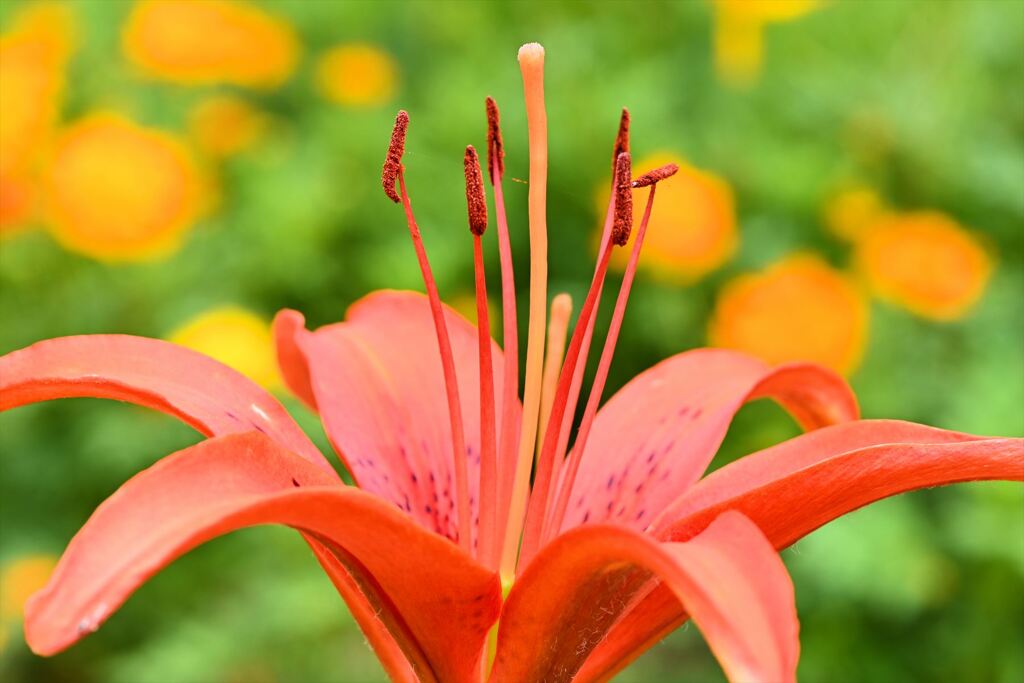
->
<box><xmin>43</xmin><ymin>113</ymin><xmax>207</xmax><ymax>261</ymax></box>
<box><xmin>601</xmin><ymin>153</ymin><xmax>737</xmax><ymax>283</ymax></box>
<box><xmin>824</xmin><ymin>185</ymin><xmax>887</xmax><ymax>242</ymax></box>
<box><xmin>188</xmin><ymin>95</ymin><xmax>269</xmax><ymax>158</ymax></box>
<box><xmin>168</xmin><ymin>307</ymin><xmax>280</xmax><ymax>389</ymax></box>
<box><xmin>122</xmin><ymin>0</ymin><xmax>298</xmax><ymax>88</ymax></box>
<box><xmin>1</xmin><ymin>555</ymin><xmax>57</xmax><ymax>620</ymax></box>
<box><xmin>712</xmin><ymin>0</ymin><xmax>821</xmax><ymax>85</ymax></box>
<box><xmin>710</xmin><ymin>255</ymin><xmax>868</xmax><ymax>375</ymax></box>
<box><xmin>0</xmin><ymin>2</ymin><xmax>75</xmax><ymax>232</ymax></box>
<box><xmin>316</xmin><ymin>43</ymin><xmax>398</xmax><ymax>107</ymax></box>
<box><xmin>854</xmin><ymin>211</ymin><xmax>992</xmax><ymax>321</ymax></box>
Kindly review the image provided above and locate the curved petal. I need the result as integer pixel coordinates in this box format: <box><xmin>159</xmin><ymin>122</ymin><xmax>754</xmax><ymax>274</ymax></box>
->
<box><xmin>0</xmin><ymin>334</ymin><xmax>330</xmax><ymax>471</ymax></box>
<box><xmin>577</xmin><ymin>420</ymin><xmax>1024</xmax><ymax>681</ymax></box>
<box><xmin>274</xmin><ymin>290</ymin><xmax>519</xmax><ymax>544</ymax></box>
<box><xmin>491</xmin><ymin>512</ymin><xmax>797</xmax><ymax>683</ymax></box>
<box><xmin>27</xmin><ymin>431</ymin><xmax>501</xmax><ymax>683</ymax></box>
<box><xmin>558</xmin><ymin>349</ymin><xmax>857</xmax><ymax>533</ymax></box>
<box><xmin>0</xmin><ymin>335</ymin><xmax>416</xmax><ymax>676</ymax></box>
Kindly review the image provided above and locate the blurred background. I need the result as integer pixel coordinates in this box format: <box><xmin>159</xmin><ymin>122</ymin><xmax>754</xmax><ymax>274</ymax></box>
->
<box><xmin>1</xmin><ymin>0</ymin><xmax>1022</xmax><ymax>681</ymax></box>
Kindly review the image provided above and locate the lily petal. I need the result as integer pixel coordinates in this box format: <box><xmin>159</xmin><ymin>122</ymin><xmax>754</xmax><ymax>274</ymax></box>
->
<box><xmin>0</xmin><ymin>334</ymin><xmax>330</xmax><ymax>471</ymax></box>
<box><xmin>0</xmin><ymin>335</ymin><xmax>419</xmax><ymax>679</ymax></box>
<box><xmin>578</xmin><ymin>420</ymin><xmax>1024</xmax><ymax>681</ymax></box>
<box><xmin>492</xmin><ymin>511</ymin><xmax>797</xmax><ymax>683</ymax></box>
<box><xmin>27</xmin><ymin>431</ymin><xmax>501</xmax><ymax>683</ymax></box>
<box><xmin>274</xmin><ymin>290</ymin><xmax>518</xmax><ymax>542</ymax></box>
<box><xmin>558</xmin><ymin>349</ymin><xmax>856</xmax><ymax>532</ymax></box>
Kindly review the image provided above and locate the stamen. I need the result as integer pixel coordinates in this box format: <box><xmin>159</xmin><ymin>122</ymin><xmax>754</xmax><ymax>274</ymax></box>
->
<box><xmin>500</xmin><ymin>42</ymin><xmax>549</xmax><ymax>580</ymax></box>
<box><xmin>551</xmin><ymin>111</ymin><xmax>632</xmax><ymax>488</ymax></box>
<box><xmin>486</xmin><ymin>96</ymin><xmax>505</xmax><ymax>183</ymax></box>
<box><xmin>486</xmin><ymin>97</ymin><xmax>521</xmax><ymax>569</ymax></box>
<box><xmin>546</xmin><ymin>181</ymin><xmax>664</xmax><ymax>539</ymax></box>
<box><xmin>381</xmin><ymin>110</ymin><xmax>408</xmax><ymax>203</ymax></box>
<box><xmin>612</xmin><ymin>107</ymin><xmax>630</xmax><ymax>169</ymax></box>
<box><xmin>466</xmin><ymin>146</ymin><xmax>498</xmax><ymax>565</ymax></box>
<box><xmin>612</xmin><ymin>152</ymin><xmax>633</xmax><ymax>246</ymax></box>
<box><xmin>464</xmin><ymin>146</ymin><xmax>488</xmax><ymax>235</ymax></box>
<box><xmin>633</xmin><ymin>163</ymin><xmax>679</xmax><ymax>188</ymax></box>
<box><xmin>537</xmin><ymin>293</ymin><xmax>574</xmax><ymax>455</ymax></box>
<box><xmin>390</xmin><ymin>138</ymin><xmax>472</xmax><ymax>551</ymax></box>
<box><xmin>518</xmin><ymin>241</ymin><xmax>616</xmax><ymax>569</ymax></box>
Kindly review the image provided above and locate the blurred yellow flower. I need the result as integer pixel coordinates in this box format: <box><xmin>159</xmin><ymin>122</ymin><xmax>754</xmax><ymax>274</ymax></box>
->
<box><xmin>315</xmin><ymin>43</ymin><xmax>398</xmax><ymax>107</ymax></box>
<box><xmin>709</xmin><ymin>255</ymin><xmax>868</xmax><ymax>375</ymax></box>
<box><xmin>123</xmin><ymin>0</ymin><xmax>298</xmax><ymax>88</ymax></box>
<box><xmin>188</xmin><ymin>95</ymin><xmax>270</xmax><ymax>159</ymax></box>
<box><xmin>600</xmin><ymin>153</ymin><xmax>737</xmax><ymax>284</ymax></box>
<box><xmin>824</xmin><ymin>185</ymin><xmax>887</xmax><ymax>242</ymax></box>
<box><xmin>44</xmin><ymin>113</ymin><xmax>207</xmax><ymax>261</ymax></box>
<box><xmin>0</xmin><ymin>2</ymin><xmax>76</xmax><ymax>233</ymax></box>
<box><xmin>1</xmin><ymin>554</ymin><xmax>58</xmax><ymax>620</ymax></box>
<box><xmin>169</xmin><ymin>307</ymin><xmax>281</xmax><ymax>389</ymax></box>
<box><xmin>712</xmin><ymin>0</ymin><xmax>820</xmax><ymax>86</ymax></box>
<box><xmin>854</xmin><ymin>212</ymin><xmax>992</xmax><ymax>321</ymax></box>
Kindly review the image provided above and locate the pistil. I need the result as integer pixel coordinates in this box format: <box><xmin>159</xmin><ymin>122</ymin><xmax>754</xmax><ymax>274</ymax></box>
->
<box><xmin>383</xmin><ymin>111</ymin><xmax>472</xmax><ymax>552</ymax></box>
<box><xmin>465</xmin><ymin>145</ymin><xmax>499</xmax><ymax>566</ymax></box>
<box><xmin>544</xmin><ymin>163</ymin><xmax>679</xmax><ymax>538</ymax></box>
<box><xmin>499</xmin><ymin>43</ymin><xmax>549</xmax><ymax>579</ymax></box>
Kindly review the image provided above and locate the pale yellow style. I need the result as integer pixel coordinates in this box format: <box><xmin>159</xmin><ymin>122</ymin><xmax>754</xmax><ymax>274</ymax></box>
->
<box><xmin>169</xmin><ymin>307</ymin><xmax>281</xmax><ymax>389</ymax></box>
<box><xmin>316</xmin><ymin>43</ymin><xmax>398</xmax><ymax>106</ymax></box>
<box><xmin>710</xmin><ymin>254</ymin><xmax>868</xmax><ymax>375</ymax></box>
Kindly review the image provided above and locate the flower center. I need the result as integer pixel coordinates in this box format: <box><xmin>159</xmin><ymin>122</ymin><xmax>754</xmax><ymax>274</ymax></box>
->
<box><xmin>380</xmin><ymin>42</ymin><xmax>678</xmax><ymax>577</ymax></box>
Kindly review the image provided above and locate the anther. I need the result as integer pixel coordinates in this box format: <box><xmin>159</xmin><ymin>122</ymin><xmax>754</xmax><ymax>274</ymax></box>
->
<box><xmin>612</xmin><ymin>108</ymin><xmax>630</xmax><ymax>169</ymax></box>
<box><xmin>381</xmin><ymin>110</ymin><xmax>409</xmax><ymax>203</ymax></box>
<box><xmin>632</xmin><ymin>163</ymin><xmax>679</xmax><ymax>188</ymax></box>
<box><xmin>612</xmin><ymin>152</ymin><xmax>633</xmax><ymax>246</ymax></box>
<box><xmin>464</xmin><ymin>145</ymin><xmax>488</xmax><ymax>235</ymax></box>
<box><xmin>485</xmin><ymin>96</ymin><xmax>505</xmax><ymax>183</ymax></box>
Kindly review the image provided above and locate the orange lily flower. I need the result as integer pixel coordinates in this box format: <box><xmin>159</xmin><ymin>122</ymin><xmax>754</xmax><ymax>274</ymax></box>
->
<box><xmin>1</xmin><ymin>43</ymin><xmax>1021</xmax><ymax>683</ymax></box>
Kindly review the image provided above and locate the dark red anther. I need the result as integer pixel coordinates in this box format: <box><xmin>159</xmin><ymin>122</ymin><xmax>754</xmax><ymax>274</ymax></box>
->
<box><xmin>612</xmin><ymin>108</ymin><xmax>630</xmax><ymax>172</ymax></box>
<box><xmin>465</xmin><ymin>145</ymin><xmax>488</xmax><ymax>235</ymax></box>
<box><xmin>485</xmin><ymin>96</ymin><xmax>505</xmax><ymax>183</ymax></box>
<box><xmin>612</xmin><ymin>152</ymin><xmax>633</xmax><ymax>246</ymax></box>
<box><xmin>381</xmin><ymin>110</ymin><xmax>409</xmax><ymax>202</ymax></box>
<box><xmin>632</xmin><ymin>163</ymin><xmax>679</xmax><ymax>188</ymax></box>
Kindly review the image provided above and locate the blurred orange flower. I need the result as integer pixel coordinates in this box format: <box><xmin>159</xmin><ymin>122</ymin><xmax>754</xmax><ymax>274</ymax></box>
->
<box><xmin>1</xmin><ymin>554</ymin><xmax>58</xmax><ymax>621</ymax></box>
<box><xmin>123</xmin><ymin>0</ymin><xmax>298</xmax><ymax>88</ymax></box>
<box><xmin>316</xmin><ymin>43</ymin><xmax>398</xmax><ymax>107</ymax></box>
<box><xmin>169</xmin><ymin>307</ymin><xmax>281</xmax><ymax>389</ymax></box>
<box><xmin>710</xmin><ymin>255</ymin><xmax>868</xmax><ymax>375</ymax></box>
<box><xmin>854</xmin><ymin>212</ymin><xmax>992</xmax><ymax>321</ymax></box>
<box><xmin>188</xmin><ymin>95</ymin><xmax>270</xmax><ymax>159</ymax></box>
<box><xmin>711</xmin><ymin>0</ymin><xmax>820</xmax><ymax>86</ymax></box>
<box><xmin>600</xmin><ymin>153</ymin><xmax>737</xmax><ymax>284</ymax></box>
<box><xmin>44</xmin><ymin>113</ymin><xmax>207</xmax><ymax>261</ymax></box>
<box><xmin>0</xmin><ymin>2</ymin><xmax>76</xmax><ymax>233</ymax></box>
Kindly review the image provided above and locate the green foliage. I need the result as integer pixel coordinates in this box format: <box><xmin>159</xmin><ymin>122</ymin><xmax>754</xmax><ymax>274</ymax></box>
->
<box><xmin>1</xmin><ymin>1</ymin><xmax>1021</xmax><ymax>681</ymax></box>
